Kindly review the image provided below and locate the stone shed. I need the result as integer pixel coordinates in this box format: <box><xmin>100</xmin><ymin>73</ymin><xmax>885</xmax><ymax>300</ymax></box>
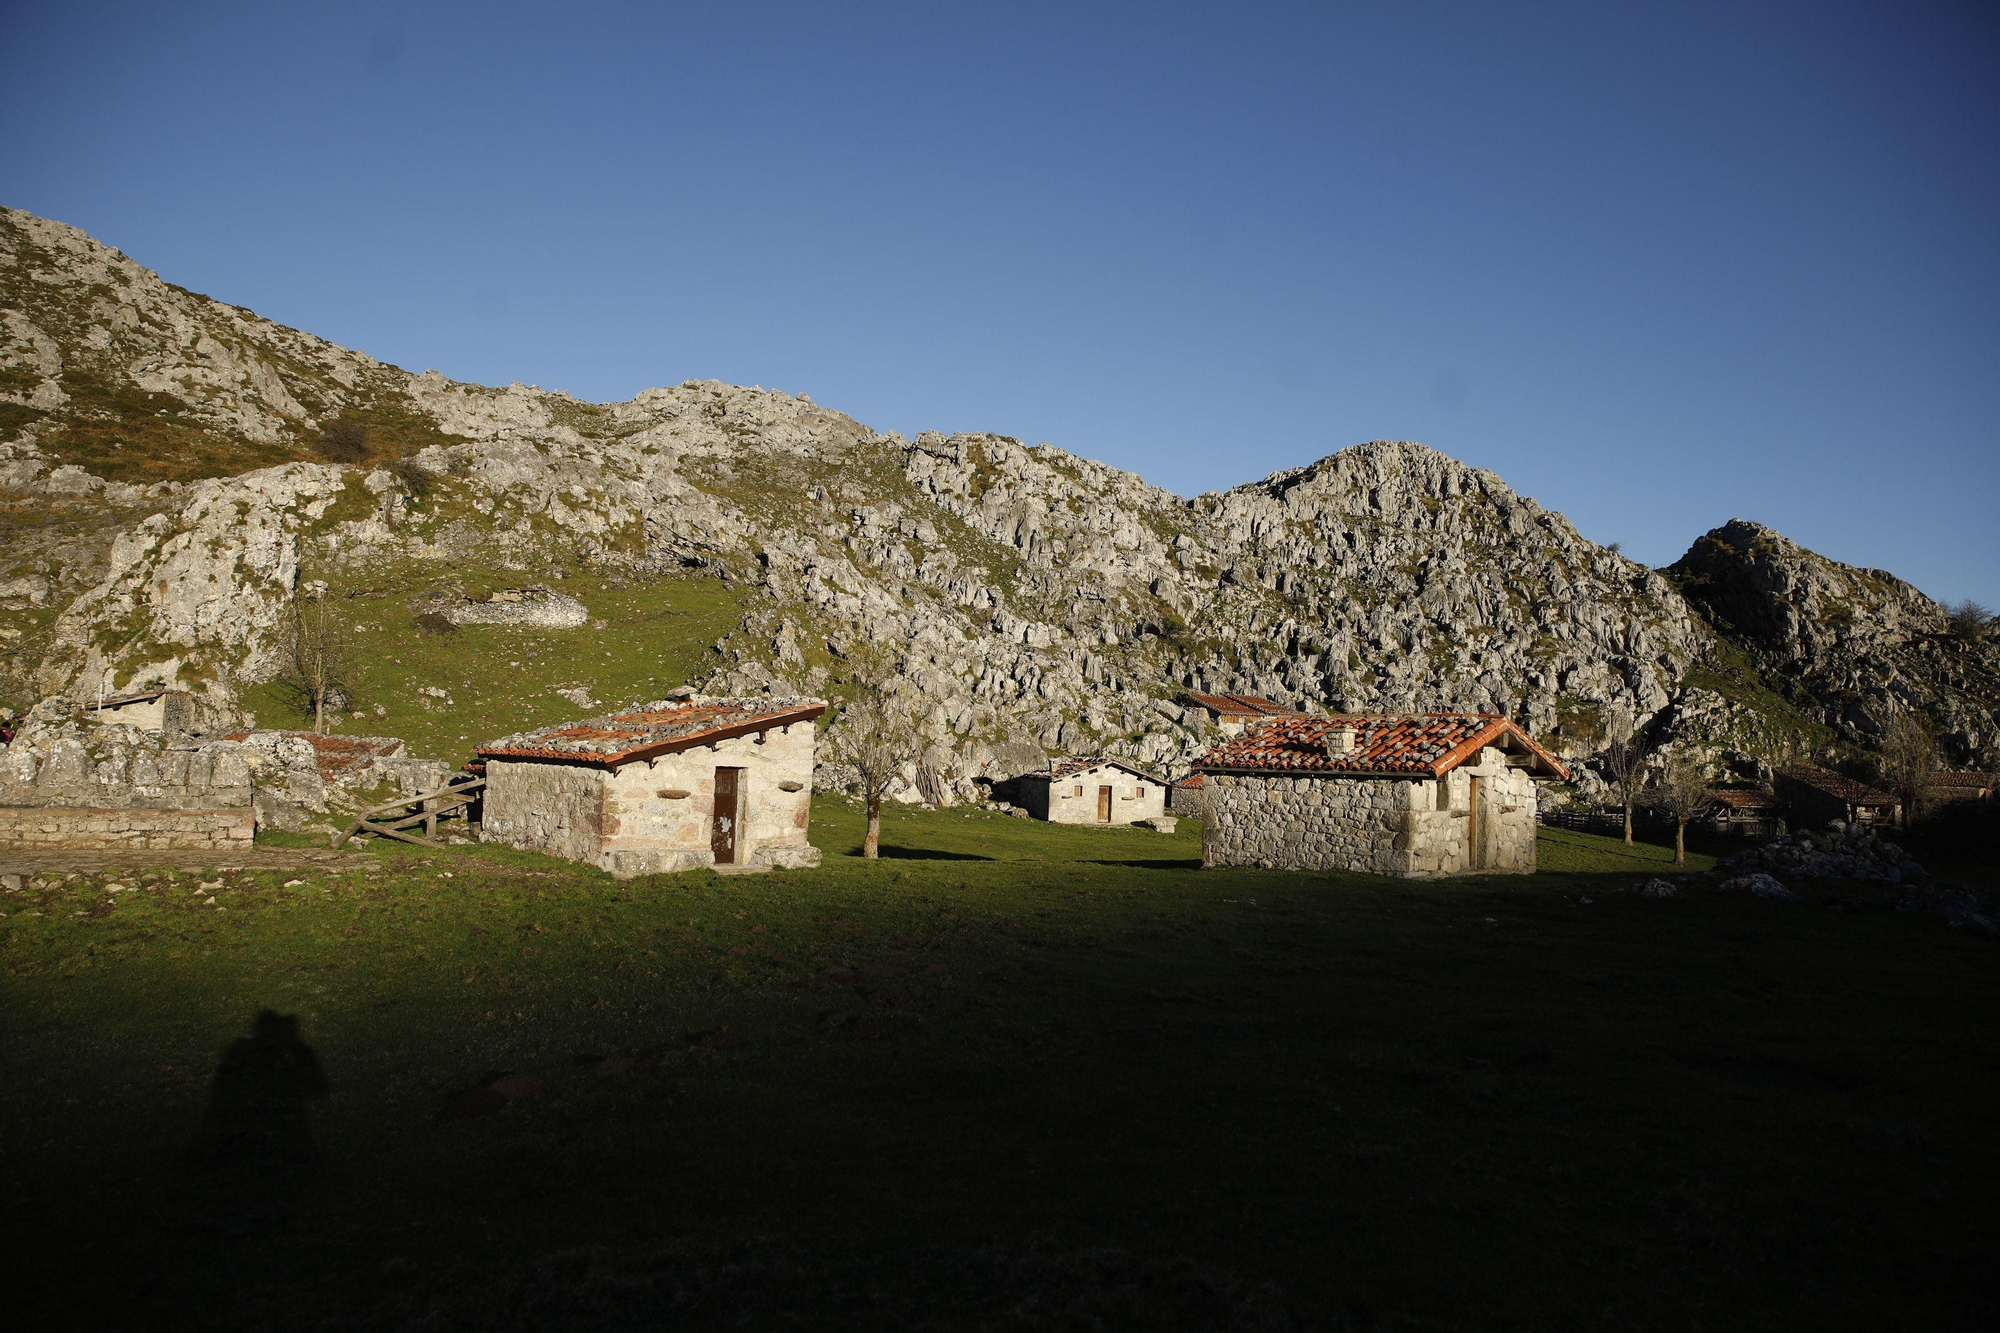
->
<box><xmin>1017</xmin><ymin>757</ymin><xmax>1168</xmax><ymax>825</ymax></box>
<box><xmin>1775</xmin><ymin>766</ymin><xmax>1900</xmax><ymax>830</ymax></box>
<box><xmin>476</xmin><ymin>695</ymin><xmax>827</xmax><ymax>878</ymax></box>
<box><xmin>1182</xmin><ymin>692</ymin><xmax>1298</xmax><ymax>736</ymax></box>
<box><xmin>1191</xmin><ymin>713</ymin><xmax>1567</xmax><ymax>877</ymax></box>
<box><xmin>86</xmin><ymin>688</ymin><xmax>195</xmax><ymax>733</ymax></box>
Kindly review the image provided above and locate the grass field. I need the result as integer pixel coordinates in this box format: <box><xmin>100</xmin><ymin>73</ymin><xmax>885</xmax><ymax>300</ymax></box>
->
<box><xmin>2</xmin><ymin>808</ymin><xmax>1995</xmax><ymax>1330</ymax></box>
<box><xmin>238</xmin><ymin>563</ymin><xmax>748</xmax><ymax>759</ymax></box>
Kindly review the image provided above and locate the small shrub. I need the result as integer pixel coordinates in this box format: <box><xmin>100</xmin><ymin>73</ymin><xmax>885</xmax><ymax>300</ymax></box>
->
<box><xmin>413</xmin><ymin>611</ymin><xmax>458</xmax><ymax>637</ymax></box>
<box><xmin>390</xmin><ymin>456</ymin><xmax>437</xmax><ymax>499</ymax></box>
<box><xmin>317</xmin><ymin>417</ymin><xmax>369</xmax><ymax>464</ymax></box>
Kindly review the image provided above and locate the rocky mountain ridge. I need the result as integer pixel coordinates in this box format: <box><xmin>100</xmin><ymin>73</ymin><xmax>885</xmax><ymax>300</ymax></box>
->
<box><xmin>3</xmin><ymin>205</ymin><xmax>1995</xmax><ymax>791</ymax></box>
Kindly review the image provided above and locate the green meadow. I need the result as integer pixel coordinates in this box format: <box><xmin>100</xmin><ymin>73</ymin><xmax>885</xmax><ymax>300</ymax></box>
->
<box><xmin>2</xmin><ymin>808</ymin><xmax>1995</xmax><ymax>1330</ymax></box>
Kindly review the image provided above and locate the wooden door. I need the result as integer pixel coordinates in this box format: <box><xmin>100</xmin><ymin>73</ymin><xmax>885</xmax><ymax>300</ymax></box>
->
<box><xmin>711</xmin><ymin>767</ymin><xmax>741</xmax><ymax>864</ymax></box>
<box><xmin>1467</xmin><ymin>776</ymin><xmax>1485</xmax><ymax>870</ymax></box>
<box><xmin>1097</xmin><ymin>786</ymin><xmax>1113</xmax><ymax>822</ymax></box>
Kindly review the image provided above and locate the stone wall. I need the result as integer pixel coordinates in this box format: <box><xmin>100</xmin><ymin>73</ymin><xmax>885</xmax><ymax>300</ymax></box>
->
<box><xmin>0</xmin><ymin>805</ymin><xmax>255</xmax><ymax>850</ymax></box>
<box><xmin>1028</xmin><ymin>765</ymin><xmax>1168</xmax><ymax>825</ymax></box>
<box><xmin>483</xmin><ymin>721</ymin><xmax>821</xmax><ymax>877</ymax></box>
<box><xmin>1200</xmin><ymin>747</ymin><xmax>1540</xmax><ymax>877</ymax></box>
<box><xmin>481</xmin><ymin>760</ymin><xmax>606</xmax><ymax>865</ymax></box>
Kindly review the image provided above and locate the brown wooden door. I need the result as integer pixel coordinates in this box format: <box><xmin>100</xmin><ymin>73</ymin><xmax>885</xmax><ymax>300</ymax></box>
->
<box><xmin>1097</xmin><ymin>786</ymin><xmax>1112</xmax><ymax>822</ymax></box>
<box><xmin>1467</xmin><ymin>776</ymin><xmax>1484</xmax><ymax>870</ymax></box>
<box><xmin>711</xmin><ymin>767</ymin><xmax>741</xmax><ymax>864</ymax></box>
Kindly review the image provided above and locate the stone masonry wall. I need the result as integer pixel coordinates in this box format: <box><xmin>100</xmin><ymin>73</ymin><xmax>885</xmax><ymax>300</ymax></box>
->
<box><xmin>0</xmin><ymin>805</ymin><xmax>255</xmax><ymax>850</ymax></box>
<box><xmin>480</xmin><ymin>760</ymin><xmax>606</xmax><ymax>865</ymax></box>
<box><xmin>1202</xmin><ymin>773</ymin><xmax>1413</xmax><ymax>874</ymax></box>
<box><xmin>1200</xmin><ymin>747</ymin><xmax>1541</xmax><ymax>878</ymax></box>
<box><xmin>1035</xmin><ymin>766</ymin><xmax>1168</xmax><ymax>825</ymax></box>
<box><xmin>599</xmin><ymin>723</ymin><xmax>819</xmax><ymax>876</ymax></box>
<box><xmin>482</xmin><ymin>722</ymin><xmax>821</xmax><ymax>878</ymax></box>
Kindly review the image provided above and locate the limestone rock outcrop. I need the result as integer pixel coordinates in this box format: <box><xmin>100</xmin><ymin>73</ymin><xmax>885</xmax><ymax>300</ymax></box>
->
<box><xmin>3</xmin><ymin>205</ymin><xmax>1993</xmax><ymax>790</ymax></box>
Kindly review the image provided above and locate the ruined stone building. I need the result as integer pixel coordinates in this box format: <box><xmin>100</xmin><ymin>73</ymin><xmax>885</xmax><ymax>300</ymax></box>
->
<box><xmin>1016</xmin><ymin>757</ymin><xmax>1168</xmax><ymax>825</ymax></box>
<box><xmin>84</xmin><ymin>687</ymin><xmax>196</xmax><ymax>733</ymax></box>
<box><xmin>476</xmin><ymin>696</ymin><xmax>826</xmax><ymax>877</ymax></box>
<box><xmin>1191</xmin><ymin>713</ymin><xmax>1567</xmax><ymax>876</ymax></box>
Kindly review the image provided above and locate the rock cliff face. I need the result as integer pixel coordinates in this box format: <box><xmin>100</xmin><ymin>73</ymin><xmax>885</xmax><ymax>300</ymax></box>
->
<box><xmin>3</xmin><ymin>206</ymin><xmax>1994</xmax><ymax>783</ymax></box>
<box><xmin>1669</xmin><ymin>519</ymin><xmax>2000</xmax><ymax>762</ymax></box>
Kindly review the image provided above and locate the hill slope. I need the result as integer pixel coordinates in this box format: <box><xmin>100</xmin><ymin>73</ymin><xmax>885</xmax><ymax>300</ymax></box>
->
<box><xmin>3</xmin><ymin>206</ymin><xmax>1994</xmax><ymax>780</ymax></box>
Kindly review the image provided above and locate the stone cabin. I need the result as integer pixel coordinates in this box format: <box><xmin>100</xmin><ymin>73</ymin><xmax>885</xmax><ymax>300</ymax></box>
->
<box><xmin>1182</xmin><ymin>692</ymin><xmax>1297</xmax><ymax>736</ymax></box>
<box><xmin>1169</xmin><ymin>772</ymin><xmax>1205</xmax><ymax>816</ymax></box>
<box><xmin>1775</xmin><ymin>766</ymin><xmax>1900</xmax><ymax>830</ymax></box>
<box><xmin>1707</xmin><ymin>786</ymin><xmax>1785</xmax><ymax>838</ymax></box>
<box><xmin>1926</xmin><ymin>771</ymin><xmax>1997</xmax><ymax>808</ymax></box>
<box><xmin>1018</xmin><ymin>757</ymin><xmax>1168</xmax><ymax>825</ymax></box>
<box><xmin>1192</xmin><ymin>713</ymin><xmax>1568</xmax><ymax>877</ymax></box>
<box><xmin>477</xmin><ymin>696</ymin><xmax>826</xmax><ymax>878</ymax></box>
<box><xmin>87</xmin><ymin>688</ymin><xmax>194</xmax><ymax>733</ymax></box>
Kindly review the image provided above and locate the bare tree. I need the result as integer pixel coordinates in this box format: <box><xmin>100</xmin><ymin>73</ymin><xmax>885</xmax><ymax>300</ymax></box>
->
<box><xmin>826</xmin><ymin>658</ymin><xmax>920</xmax><ymax>859</ymax></box>
<box><xmin>1945</xmin><ymin>599</ymin><xmax>1993</xmax><ymax>641</ymax></box>
<box><xmin>281</xmin><ymin>590</ymin><xmax>354</xmax><ymax>735</ymax></box>
<box><xmin>1877</xmin><ymin>712</ymin><xmax>1938</xmax><ymax>827</ymax></box>
<box><xmin>1651</xmin><ymin>748</ymin><xmax>1714</xmax><ymax>866</ymax></box>
<box><xmin>1602</xmin><ymin>713</ymin><xmax>1652</xmax><ymax>846</ymax></box>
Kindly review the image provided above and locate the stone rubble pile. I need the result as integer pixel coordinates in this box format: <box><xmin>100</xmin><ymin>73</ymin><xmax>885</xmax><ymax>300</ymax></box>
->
<box><xmin>1713</xmin><ymin>822</ymin><xmax>1925</xmax><ymax>886</ymax></box>
<box><xmin>1892</xmin><ymin>882</ymin><xmax>1996</xmax><ymax>934</ymax></box>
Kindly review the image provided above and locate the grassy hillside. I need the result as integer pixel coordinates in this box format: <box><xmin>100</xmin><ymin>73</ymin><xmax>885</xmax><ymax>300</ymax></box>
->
<box><xmin>3</xmin><ymin>813</ymin><xmax>1994</xmax><ymax>1330</ymax></box>
<box><xmin>240</xmin><ymin>561</ymin><xmax>748</xmax><ymax>760</ymax></box>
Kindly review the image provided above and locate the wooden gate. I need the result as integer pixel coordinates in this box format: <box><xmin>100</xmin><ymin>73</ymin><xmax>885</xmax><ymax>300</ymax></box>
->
<box><xmin>333</xmin><ymin>773</ymin><xmax>485</xmax><ymax>849</ymax></box>
<box><xmin>711</xmin><ymin>767</ymin><xmax>741</xmax><ymax>864</ymax></box>
<box><xmin>1097</xmin><ymin>786</ymin><xmax>1113</xmax><ymax>822</ymax></box>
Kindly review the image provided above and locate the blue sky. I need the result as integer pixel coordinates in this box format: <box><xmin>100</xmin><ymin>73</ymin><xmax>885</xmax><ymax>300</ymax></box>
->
<box><xmin>5</xmin><ymin>1</ymin><xmax>1996</xmax><ymax>604</ymax></box>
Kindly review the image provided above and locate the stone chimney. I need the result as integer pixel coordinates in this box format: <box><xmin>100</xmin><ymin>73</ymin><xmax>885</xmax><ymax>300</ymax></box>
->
<box><xmin>1326</xmin><ymin>723</ymin><xmax>1358</xmax><ymax>758</ymax></box>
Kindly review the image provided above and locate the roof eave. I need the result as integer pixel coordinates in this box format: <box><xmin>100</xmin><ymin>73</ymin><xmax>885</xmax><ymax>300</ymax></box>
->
<box><xmin>478</xmin><ymin>704</ymin><xmax>825</xmax><ymax>768</ymax></box>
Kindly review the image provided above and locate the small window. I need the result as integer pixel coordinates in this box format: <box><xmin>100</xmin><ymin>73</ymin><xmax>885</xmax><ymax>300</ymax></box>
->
<box><xmin>1074</xmin><ymin>784</ymin><xmax>1083</xmax><ymax>797</ymax></box>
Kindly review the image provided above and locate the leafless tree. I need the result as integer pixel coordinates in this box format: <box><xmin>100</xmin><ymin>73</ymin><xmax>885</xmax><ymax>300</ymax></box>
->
<box><xmin>1945</xmin><ymin>599</ymin><xmax>1993</xmax><ymax>641</ymax></box>
<box><xmin>1877</xmin><ymin>712</ymin><xmax>1938</xmax><ymax>826</ymax></box>
<box><xmin>826</xmin><ymin>657</ymin><xmax>921</xmax><ymax>859</ymax></box>
<box><xmin>1602</xmin><ymin>713</ymin><xmax>1652</xmax><ymax>845</ymax></box>
<box><xmin>1650</xmin><ymin>748</ymin><xmax>1714</xmax><ymax>866</ymax></box>
<box><xmin>281</xmin><ymin>590</ymin><xmax>354</xmax><ymax>735</ymax></box>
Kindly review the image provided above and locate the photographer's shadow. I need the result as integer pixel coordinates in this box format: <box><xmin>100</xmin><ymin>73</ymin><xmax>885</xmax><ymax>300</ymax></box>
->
<box><xmin>186</xmin><ymin>1010</ymin><xmax>328</xmax><ymax>1230</ymax></box>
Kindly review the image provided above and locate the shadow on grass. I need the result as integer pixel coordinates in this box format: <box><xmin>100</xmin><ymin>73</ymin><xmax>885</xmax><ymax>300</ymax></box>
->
<box><xmin>1086</xmin><ymin>858</ymin><xmax>1204</xmax><ymax>871</ymax></box>
<box><xmin>846</xmin><ymin>845</ymin><xmax>996</xmax><ymax>861</ymax></box>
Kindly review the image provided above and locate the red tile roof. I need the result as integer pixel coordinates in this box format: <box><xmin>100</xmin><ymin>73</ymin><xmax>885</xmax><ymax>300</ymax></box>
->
<box><xmin>1184</xmin><ymin>692</ymin><xmax>1297</xmax><ymax>718</ymax></box>
<box><xmin>1192</xmin><ymin>713</ymin><xmax>1568</xmax><ymax>780</ymax></box>
<box><xmin>219</xmin><ymin>731</ymin><xmax>406</xmax><ymax>779</ymax></box>
<box><xmin>1023</xmin><ymin>756</ymin><xmax>1166</xmax><ymax>784</ymax></box>
<box><xmin>1173</xmin><ymin>773</ymin><xmax>1205</xmax><ymax>789</ymax></box>
<box><xmin>477</xmin><ymin>696</ymin><xmax>826</xmax><ymax>767</ymax></box>
<box><xmin>1927</xmin><ymin>771</ymin><xmax>1996</xmax><ymax>791</ymax></box>
<box><xmin>1708</xmin><ymin>787</ymin><xmax>1781</xmax><ymax>811</ymax></box>
<box><xmin>1777</xmin><ymin>766</ymin><xmax>1897</xmax><ymax>806</ymax></box>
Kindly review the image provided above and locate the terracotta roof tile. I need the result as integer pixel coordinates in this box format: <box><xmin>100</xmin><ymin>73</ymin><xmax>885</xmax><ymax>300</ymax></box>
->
<box><xmin>1927</xmin><ymin>771</ymin><xmax>1996</xmax><ymax>791</ymax></box>
<box><xmin>1708</xmin><ymin>787</ymin><xmax>1781</xmax><ymax>811</ymax></box>
<box><xmin>1777</xmin><ymin>766</ymin><xmax>1898</xmax><ymax>806</ymax></box>
<box><xmin>1192</xmin><ymin>713</ymin><xmax>1567</xmax><ymax>780</ymax></box>
<box><xmin>1184</xmin><ymin>692</ymin><xmax>1297</xmax><ymax>717</ymax></box>
<box><xmin>477</xmin><ymin>696</ymin><xmax>826</xmax><ymax>767</ymax></box>
<box><xmin>218</xmin><ymin>730</ymin><xmax>406</xmax><ymax>780</ymax></box>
